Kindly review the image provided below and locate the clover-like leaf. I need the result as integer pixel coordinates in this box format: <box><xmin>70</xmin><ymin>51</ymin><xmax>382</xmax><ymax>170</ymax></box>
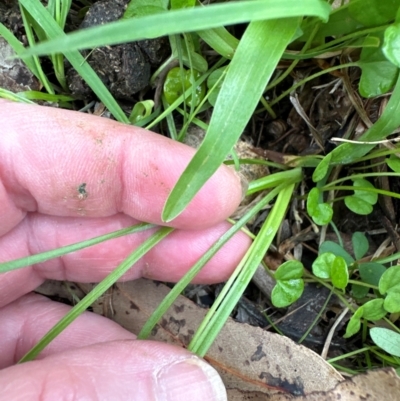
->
<box><xmin>307</xmin><ymin>187</ymin><xmax>333</xmax><ymax>226</ymax></box>
<box><xmin>330</xmin><ymin>256</ymin><xmax>348</xmax><ymax>290</ymax></box>
<box><xmin>379</xmin><ymin>265</ymin><xmax>400</xmax><ymax>295</ymax></box>
<box><xmin>352</xmin><ymin>232</ymin><xmax>369</xmax><ymax>260</ymax></box>
<box><xmin>362</xmin><ymin>298</ymin><xmax>387</xmax><ymax>321</ymax></box>
<box><xmin>386</xmin><ymin>153</ymin><xmax>400</xmax><ymax>172</ymax></box>
<box><xmin>344</xmin><ymin>196</ymin><xmax>373</xmax><ymax>215</ymax></box>
<box><xmin>271</xmin><ymin>279</ymin><xmax>304</xmax><ymax>308</ymax></box>
<box><xmin>370</xmin><ymin>327</ymin><xmax>400</xmax><ymax>357</ymax></box>
<box><xmin>384</xmin><ymin>290</ymin><xmax>400</xmax><ymax>313</ymax></box>
<box><xmin>344</xmin><ymin>307</ymin><xmax>364</xmax><ymax>338</ymax></box>
<box><xmin>312</xmin><ymin>252</ymin><xmax>335</xmax><ymax>279</ymax></box>
<box><xmin>383</xmin><ymin>23</ymin><xmax>400</xmax><ymax>68</ymax></box>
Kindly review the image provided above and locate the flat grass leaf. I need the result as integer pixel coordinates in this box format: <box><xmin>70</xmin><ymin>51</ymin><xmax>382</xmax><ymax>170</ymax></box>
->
<box><xmin>271</xmin><ymin>279</ymin><xmax>304</xmax><ymax>308</ymax></box>
<box><xmin>274</xmin><ymin>260</ymin><xmax>304</xmax><ymax>281</ymax></box>
<box><xmin>319</xmin><ymin>241</ymin><xmax>354</xmax><ymax>265</ymax></box>
<box><xmin>352</xmin><ymin>232</ymin><xmax>369</xmax><ymax>260</ymax></box>
<box><xmin>353</xmin><ymin>179</ymin><xmax>378</xmax><ymax>204</ymax></box>
<box><xmin>349</xmin><ymin>0</ymin><xmax>400</xmax><ymax>27</ymax></box>
<box><xmin>384</xmin><ymin>291</ymin><xmax>400</xmax><ymax>313</ymax></box>
<box><xmin>344</xmin><ymin>307</ymin><xmax>363</xmax><ymax>338</ymax></box>
<box><xmin>307</xmin><ymin>187</ymin><xmax>333</xmax><ymax>226</ymax></box>
<box><xmin>362</xmin><ymin>299</ymin><xmax>386</xmax><ymax>321</ymax></box>
<box><xmin>163</xmin><ymin>18</ymin><xmax>300</xmax><ymax>221</ymax></box>
<box><xmin>312</xmin><ymin>153</ymin><xmax>331</xmax><ymax>182</ymax></box>
<box><xmin>344</xmin><ymin>196</ymin><xmax>373</xmax><ymax>215</ymax></box>
<box><xmin>331</xmin><ymin>256</ymin><xmax>348</xmax><ymax>290</ymax></box>
<box><xmin>383</xmin><ymin>23</ymin><xmax>400</xmax><ymax>68</ymax></box>
<box><xmin>206</xmin><ymin>66</ymin><xmax>227</xmax><ymax>106</ymax></box>
<box><xmin>370</xmin><ymin>327</ymin><xmax>400</xmax><ymax>357</ymax></box>
<box><xmin>359</xmin><ymin>262</ymin><xmax>386</xmax><ymax>287</ymax></box>
<box><xmin>358</xmin><ymin>37</ymin><xmax>399</xmax><ymax>98</ymax></box>
<box><xmin>386</xmin><ymin>154</ymin><xmax>400</xmax><ymax>172</ymax></box>
<box><xmin>312</xmin><ymin>252</ymin><xmax>335</xmax><ymax>279</ymax></box>
<box><xmin>379</xmin><ymin>265</ymin><xmax>400</xmax><ymax>295</ymax></box>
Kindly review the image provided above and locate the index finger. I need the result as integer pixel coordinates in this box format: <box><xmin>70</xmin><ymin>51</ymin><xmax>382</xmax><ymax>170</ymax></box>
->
<box><xmin>0</xmin><ymin>102</ymin><xmax>244</xmax><ymax>232</ymax></box>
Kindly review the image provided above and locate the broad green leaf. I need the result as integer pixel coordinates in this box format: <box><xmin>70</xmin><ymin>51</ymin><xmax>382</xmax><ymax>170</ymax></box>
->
<box><xmin>370</xmin><ymin>327</ymin><xmax>400</xmax><ymax>357</ymax></box>
<box><xmin>344</xmin><ymin>307</ymin><xmax>364</xmax><ymax>338</ymax></box>
<box><xmin>359</xmin><ymin>262</ymin><xmax>386</xmax><ymax>286</ymax></box>
<box><xmin>358</xmin><ymin>37</ymin><xmax>399</xmax><ymax>98</ymax></box>
<box><xmin>379</xmin><ymin>265</ymin><xmax>400</xmax><ymax>295</ymax></box>
<box><xmin>352</xmin><ymin>284</ymin><xmax>369</xmax><ymax>298</ymax></box>
<box><xmin>319</xmin><ymin>241</ymin><xmax>354</xmax><ymax>265</ymax></box>
<box><xmin>312</xmin><ymin>252</ymin><xmax>335</xmax><ymax>279</ymax></box>
<box><xmin>383</xmin><ymin>23</ymin><xmax>400</xmax><ymax>68</ymax></box>
<box><xmin>312</xmin><ymin>152</ymin><xmax>331</xmax><ymax>182</ymax></box>
<box><xmin>274</xmin><ymin>260</ymin><xmax>304</xmax><ymax>281</ymax></box>
<box><xmin>352</xmin><ymin>232</ymin><xmax>369</xmax><ymax>260</ymax></box>
<box><xmin>384</xmin><ymin>290</ymin><xmax>400</xmax><ymax>313</ymax></box>
<box><xmin>353</xmin><ymin>179</ymin><xmax>378</xmax><ymax>204</ymax></box>
<box><xmin>386</xmin><ymin>154</ymin><xmax>400</xmax><ymax>172</ymax></box>
<box><xmin>198</xmin><ymin>27</ymin><xmax>239</xmax><ymax>59</ymax></box>
<box><xmin>325</xmin><ymin>74</ymin><xmax>400</xmax><ymax>164</ymax></box>
<box><xmin>331</xmin><ymin>256</ymin><xmax>348</xmax><ymax>289</ymax></box>
<box><xmin>307</xmin><ymin>187</ymin><xmax>333</xmax><ymax>226</ymax></box>
<box><xmin>163</xmin><ymin>18</ymin><xmax>300</xmax><ymax>221</ymax></box>
<box><xmin>349</xmin><ymin>0</ymin><xmax>400</xmax><ymax>27</ymax></box>
<box><xmin>21</xmin><ymin>1</ymin><xmax>330</xmax><ymax>56</ymax></box>
<box><xmin>344</xmin><ymin>196</ymin><xmax>373</xmax><ymax>215</ymax></box>
<box><xmin>272</xmin><ymin>279</ymin><xmax>304</xmax><ymax>308</ymax></box>
<box><xmin>362</xmin><ymin>298</ymin><xmax>386</xmax><ymax>320</ymax></box>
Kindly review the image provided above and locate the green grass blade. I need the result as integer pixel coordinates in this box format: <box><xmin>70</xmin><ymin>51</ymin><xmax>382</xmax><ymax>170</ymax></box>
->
<box><xmin>20</xmin><ymin>0</ymin><xmax>330</xmax><ymax>56</ymax></box>
<box><xmin>18</xmin><ymin>0</ymin><xmax>129</xmax><ymax>123</ymax></box>
<box><xmin>19</xmin><ymin>226</ymin><xmax>173</xmax><ymax>363</ymax></box>
<box><xmin>162</xmin><ymin>17</ymin><xmax>300</xmax><ymax>221</ymax></box>
<box><xmin>0</xmin><ymin>223</ymin><xmax>154</xmax><ymax>273</ymax></box>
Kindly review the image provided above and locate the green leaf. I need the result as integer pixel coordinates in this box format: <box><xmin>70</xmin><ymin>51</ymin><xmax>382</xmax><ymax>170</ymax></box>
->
<box><xmin>349</xmin><ymin>0</ymin><xmax>400</xmax><ymax>27</ymax></box>
<box><xmin>379</xmin><ymin>265</ymin><xmax>400</xmax><ymax>295</ymax></box>
<box><xmin>362</xmin><ymin>298</ymin><xmax>387</xmax><ymax>321</ymax></box>
<box><xmin>344</xmin><ymin>307</ymin><xmax>364</xmax><ymax>338</ymax></box>
<box><xmin>21</xmin><ymin>0</ymin><xmax>330</xmax><ymax>56</ymax></box>
<box><xmin>353</xmin><ymin>179</ymin><xmax>378</xmax><ymax>204</ymax></box>
<box><xmin>359</xmin><ymin>262</ymin><xmax>386</xmax><ymax>286</ymax></box>
<box><xmin>171</xmin><ymin>0</ymin><xmax>195</xmax><ymax>9</ymax></box>
<box><xmin>352</xmin><ymin>283</ymin><xmax>369</xmax><ymax>298</ymax></box>
<box><xmin>312</xmin><ymin>252</ymin><xmax>335</xmax><ymax>279</ymax></box>
<box><xmin>272</xmin><ymin>279</ymin><xmax>304</xmax><ymax>308</ymax></box>
<box><xmin>307</xmin><ymin>187</ymin><xmax>333</xmax><ymax>226</ymax></box>
<box><xmin>386</xmin><ymin>154</ymin><xmax>400</xmax><ymax>172</ymax></box>
<box><xmin>274</xmin><ymin>260</ymin><xmax>304</xmax><ymax>280</ymax></box>
<box><xmin>370</xmin><ymin>327</ymin><xmax>400</xmax><ymax>357</ymax></box>
<box><xmin>352</xmin><ymin>232</ymin><xmax>369</xmax><ymax>260</ymax></box>
<box><xmin>163</xmin><ymin>18</ymin><xmax>300</xmax><ymax>221</ymax></box>
<box><xmin>331</xmin><ymin>256</ymin><xmax>348</xmax><ymax>290</ymax></box>
<box><xmin>124</xmin><ymin>0</ymin><xmax>167</xmax><ymax>18</ymax></box>
<box><xmin>129</xmin><ymin>100</ymin><xmax>154</xmax><ymax>123</ymax></box>
<box><xmin>319</xmin><ymin>241</ymin><xmax>354</xmax><ymax>265</ymax></box>
<box><xmin>358</xmin><ymin>36</ymin><xmax>399</xmax><ymax>98</ymax></box>
<box><xmin>344</xmin><ymin>196</ymin><xmax>373</xmax><ymax>215</ymax></box>
<box><xmin>384</xmin><ymin>290</ymin><xmax>400</xmax><ymax>313</ymax></box>
<box><xmin>206</xmin><ymin>66</ymin><xmax>227</xmax><ymax>106</ymax></box>
<box><xmin>383</xmin><ymin>23</ymin><xmax>400</xmax><ymax>68</ymax></box>
<box><xmin>312</xmin><ymin>153</ymin><xmax>331</xmax><ymax>182</ymax></box>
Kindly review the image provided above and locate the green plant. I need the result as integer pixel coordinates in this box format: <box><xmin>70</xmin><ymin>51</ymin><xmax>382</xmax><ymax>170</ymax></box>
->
<box><xmin>2</xmin><ymin>0</ymin><xmax>400</xmax><ymax>375</ymax></box>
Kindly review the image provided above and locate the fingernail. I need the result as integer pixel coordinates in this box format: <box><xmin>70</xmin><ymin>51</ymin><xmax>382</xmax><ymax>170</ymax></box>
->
<box><xmin>155</xmin><ymin>357</ymin><xmax>227</xmax><ymax>401</ymax></box>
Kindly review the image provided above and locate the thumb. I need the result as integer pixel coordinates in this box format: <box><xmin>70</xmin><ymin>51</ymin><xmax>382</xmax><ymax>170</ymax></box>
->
<box><xmin>0</xmin><ymin>340</ymin><xmax>227</xmax><ymax>401</ymax></box>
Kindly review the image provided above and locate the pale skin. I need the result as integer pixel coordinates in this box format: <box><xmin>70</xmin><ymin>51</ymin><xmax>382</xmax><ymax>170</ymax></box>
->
<box><xmin>0</xmin><ymin>101</ymin><xmax>251</xmax><ymax>400</ymax></box>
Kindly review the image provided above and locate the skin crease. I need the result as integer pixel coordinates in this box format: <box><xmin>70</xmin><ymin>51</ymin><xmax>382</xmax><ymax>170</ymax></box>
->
<box><xmin>0</xmin><ymin>102</ymin><xmax>251</xmax><ymax>400</ymax></box>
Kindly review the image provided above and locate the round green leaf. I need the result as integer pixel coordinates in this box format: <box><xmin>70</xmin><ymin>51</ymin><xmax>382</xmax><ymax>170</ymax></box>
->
<box><xmin>353</xmin><ymin>179</ymin><xmax>378</xmax><ymax>205</ymax></box>
<box><xmin>331</xmin><ymin>256</ymin><xmax>349</xmax><ymax>290</ymax></box>
<box><xmin>352</xmin><ymin>232</ymin><xmax>369</xmax><ymax>260</ymax></box>
<box><xmin>344</xmin><ymin>196</ymin><xmax>373</xmax><ymax>215</ymax></box>
<box><xmin>307</xmin><ymin>188</ymin><xmax>333</xmax><ymax>226</ymax></box>
<box><xmin>370</xmin><ymin>327</ymin><xmax>400</xmax><ymax>357</ymax></box>
<box><xmin>271</xmin><ymin>279</ymin><xmax>304</xmax><ymax>308</ymax></box>
<box><xmin>383</xmin><ymin>23</ymin><xmax>400</xmax><ymax>68</ymax></box>
<box><xmin>352</xmin><ymin>283</ymin><xmax>369</xmax><ymax>299</ymax></box>
<box><xmin>274</xmin><ymin>260</ymin><xmax>304</xmax><ymax>281</ymax></box>
<box><xmin>344</xmin><ymin>307</ymin><xmax>363</xmax><ymax>338</ymax></box>
<box><xmin>384</xmin><ymin>291</ymin><xmax>400</xmax><ymax>313</ymax></box>
<box><xmin>379</xmin><ymin>265</ymin><xmax>400</xmax><ymax>295</ymax></box>
<box><xmin>359</xmin><ymin>262</ymin><xmax>386</xmax><ymax>287</ymax></box>
<box><xmin>312</xmin><ymin>153</ymin><xmax>332</xmax><ymax>182</ymax></box>
<box><xmin>362</xmin><ymin>298</ymin><xmax>387</xmax><ymax>321</ymax></box>
<box><xmin>386</xmin><ymin>153</ymin><xmax>400</xmax><ymax>172</ymax></box>
<box><xmin>312</xmin><ymin>252</ymin><xmax>335</xmax><ymax>279</ymax></box>
<box><xmin>319</xmin><ymin>241</ymin><xmax>354</xmax><ymax>265</ymax></box>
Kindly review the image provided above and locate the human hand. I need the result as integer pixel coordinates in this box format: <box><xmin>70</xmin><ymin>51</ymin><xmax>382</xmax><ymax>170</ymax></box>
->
<box><xmin>0</xmin><ymin>102</ymin><xmax>251</xmax><ymax>400</ymax></box>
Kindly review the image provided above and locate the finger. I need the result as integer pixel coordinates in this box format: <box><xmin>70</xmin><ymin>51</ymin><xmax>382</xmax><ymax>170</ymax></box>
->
<box><xmin>1</xmin><ymin>102</ymin><xmax>244</xmax><ymax>233</ymax></box>
<box><xmin>0</xmin><ymin>213</ymin><xmax>251</xmax><ymax>307</ymax></box>
<box><xmin>0</xmin><ymin>293</ymin><xmax>135</xmax><ymax>368</ymax></box>
<box><xmin>0</xmin><ymin>341</ymin><xmax>227</xmax><ymax>401</ymax></box>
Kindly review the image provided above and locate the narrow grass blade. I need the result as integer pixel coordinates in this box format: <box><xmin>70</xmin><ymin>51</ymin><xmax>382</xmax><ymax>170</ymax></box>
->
<box><xmin>163</xmin><ymin>18</ymin><xmax>300</xmax><ymax>221</ymax></box>
<box><xmin>20</xmin><ymin>1</ymin><xmax>330</xmax><ymax>56</ymax></box>
<box><xmin>19</xmin><ymin>226</ymin><xmax>173</xmax><ymax>363</ymax></box>
<box><xmin>18</xmin><ymin>0</ymin><xmax>129</xmax><ymax>123</ymax></box>
<box><xmin>0</xmin><ymin>223</ymin><xmax>154</xmax><ymax>273</ymax></box>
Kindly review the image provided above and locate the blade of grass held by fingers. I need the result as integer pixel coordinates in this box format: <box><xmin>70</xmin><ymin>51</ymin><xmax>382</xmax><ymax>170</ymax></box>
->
<box><xmin>20</xmin><ymin>0</ymin><xmax>330</xmax><ymax>57</ymax></box>
<box><xmin>162</xmin><ymin>17</ymin><xmax>300</xmax><ymax>222</ymax></box>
